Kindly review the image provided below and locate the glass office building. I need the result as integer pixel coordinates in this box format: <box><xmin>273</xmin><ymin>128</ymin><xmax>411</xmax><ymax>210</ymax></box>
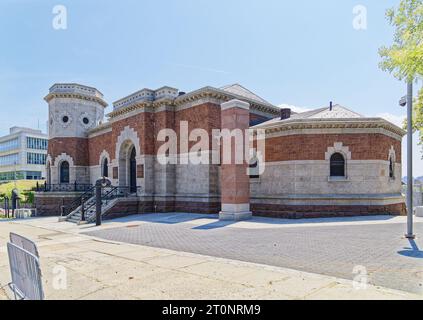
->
<box><xmin>0</xmin><ymin>127</ymin><xmax>48</xmax><ymax>181</ymax></box>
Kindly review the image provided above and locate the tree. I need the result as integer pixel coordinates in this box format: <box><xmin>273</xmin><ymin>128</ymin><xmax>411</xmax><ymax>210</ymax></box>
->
<box><xmin>379</xmin><ymin>0</ymin><xmax>423</xmax><ymax>154</ymax></box>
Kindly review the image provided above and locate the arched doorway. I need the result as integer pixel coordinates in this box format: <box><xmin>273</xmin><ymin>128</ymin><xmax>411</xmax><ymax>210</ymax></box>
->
<box><xmin>118</xmin><ymin>140</ymin><xmax>137</xmax><ymax>193</ymax></box>
<box><xmin>102</xmin><ymin>158</ymin><xmax>109</xmax><ymax>177</ymax></box>
<box><xmin>60</xmin><ymin>161</ymin><xmax>70</xmax><ymax>184</ymax></box>
<box><xmin>129</xmin><ymin>146</ymin><xmax>137</xmax><ymax>193</ymax></box>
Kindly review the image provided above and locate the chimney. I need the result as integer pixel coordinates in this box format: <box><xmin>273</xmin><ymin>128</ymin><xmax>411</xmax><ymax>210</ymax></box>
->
<box><xmin>280</xmin><ymin>108</ymin><xmax>291</xmax><ymax>120</ymax></box>
<box><xmin>329</xmin><ymin>101</ymin><xmax>333</xmax><ymax>111</ymax></box>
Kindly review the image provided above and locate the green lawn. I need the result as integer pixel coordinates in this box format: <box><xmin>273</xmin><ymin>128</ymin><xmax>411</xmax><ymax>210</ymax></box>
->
<box><xmin>0</xmin><ymin>180</ymin><xmax>43</xmax><ymax>201</ymax></box>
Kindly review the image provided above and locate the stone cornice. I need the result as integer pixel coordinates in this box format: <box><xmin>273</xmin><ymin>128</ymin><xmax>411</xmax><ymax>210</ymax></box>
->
<box><xmin>44</xmin><ymin>92</ymin><xmax>108</xmax><ymax>108</ymax></box>
<box><xmin>175</xmin><ymin>86</ymin><xmax>280</xmax><ymax>116</ymax></box>
<box><xmin>113</xmin><ymin>87</ymin><xmax>179</xmax><ymax>110</ymax></box>
<box><xmin>45</xmin><ymin>83</ymin><xmax>108</xmax><ymax>107</ymax></box>
<box><xmin>107</xmin><ymin>101</ymin><xmax>155</xmax><ymax>119</ymax></box>
<box><xmin>108</xmin><ymin>86</ymin><xmax>280</xmax><ymax>119</ymax></box>
<box><xmin>254</xmin><ymin>118</ymin><xmax>406</xmax><ymax>139</ymax></box>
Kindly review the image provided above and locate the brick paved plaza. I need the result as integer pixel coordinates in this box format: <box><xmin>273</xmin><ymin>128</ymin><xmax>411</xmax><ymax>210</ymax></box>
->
<box><xmin>0</xmin><ymin>215</ymin><xmax>422</xmax><ymax>300</ymax></box>
<box><xmin>85</xmin><ymin>213</ymin><xmax>423</xmax><ymax>295</ymax></box>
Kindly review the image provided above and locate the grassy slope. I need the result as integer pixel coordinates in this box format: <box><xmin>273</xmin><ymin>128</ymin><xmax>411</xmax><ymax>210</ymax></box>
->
<box><xmin>0</xmin><ymin>180</ymin><xmax>43</xmax><ymax>199</ymax></box>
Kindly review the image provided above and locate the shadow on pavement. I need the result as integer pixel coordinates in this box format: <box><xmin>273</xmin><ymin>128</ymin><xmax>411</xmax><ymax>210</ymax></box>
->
<box><xmin>398</xmin><ymin>239</ymin><xmax>423</xmax><ymax>259</ymax></box>
<box><xmin>192</xmin><ymin>220</ymin><xmax>236</xmax><ymax>230</ymax></box>
<box><xmin>99</xmin><ymin>213</ymin><xmax>219</xmax><ymax>226</ymax></box>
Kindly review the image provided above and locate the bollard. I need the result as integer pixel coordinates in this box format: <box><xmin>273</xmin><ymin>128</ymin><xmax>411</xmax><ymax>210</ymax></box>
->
<box><xmin>81</xmin><ymin>197</ymin><xmax>85</xmax><ymax>221</ymax></box>
<box><xmin>4</xmin><ymin>197</ymin><xmax>9</xmax><ymax>219</ymax></box>
<box><xmin>95</xmin><ymin>184</ymin><xmax>102</xmax><ymax>226</ymax></box>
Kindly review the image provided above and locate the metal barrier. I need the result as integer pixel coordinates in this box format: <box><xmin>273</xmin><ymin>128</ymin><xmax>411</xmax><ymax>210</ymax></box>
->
<box><xmin>7</xmin><ymin>234</ymin><xmax>44</xmax><ymax>300</ymax></box>
<box><xmin>10</xmin><ymin>233</ymin><xmax>39</xmax><ymax>257</ymax></box>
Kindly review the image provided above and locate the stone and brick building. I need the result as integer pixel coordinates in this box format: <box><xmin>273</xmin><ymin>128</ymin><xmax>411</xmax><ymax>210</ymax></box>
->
<box><xmin>35</xmin><ymin>83</ymin><xmax>406</xmax><ymax>220</ymax></box>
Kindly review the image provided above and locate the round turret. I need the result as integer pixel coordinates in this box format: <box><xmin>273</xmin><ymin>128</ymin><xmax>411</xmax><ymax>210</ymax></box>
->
<box><xmin>44</xmin><ymin>83</ymin><xmax>107</xmax><ymax>187</ymax></box>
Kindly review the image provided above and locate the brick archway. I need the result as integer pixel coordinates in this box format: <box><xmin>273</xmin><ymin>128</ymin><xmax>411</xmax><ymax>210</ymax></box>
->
<box><xmin>114</xmin><ymin>126</ymin><xmax>141</xmax><ymax>188</ymax></box>
<box><xmin>117</xmin><ymin>140</ymin><xmax>137</xmax><ymax>188</ymax></box>
<box><xmin>115</xmin><ymin>126</ymin><xmax>141</xmax><ymax>162</ymax></box>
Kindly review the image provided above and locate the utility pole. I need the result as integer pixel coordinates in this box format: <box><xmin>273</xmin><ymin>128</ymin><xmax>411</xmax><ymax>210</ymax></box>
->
<box><xmin>405</xmin><ymin>81</ymin><xmax>415</xmax><ymax>239</ymax></box>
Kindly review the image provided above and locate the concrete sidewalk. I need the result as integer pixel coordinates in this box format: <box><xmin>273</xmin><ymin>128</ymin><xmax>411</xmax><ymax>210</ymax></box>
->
<box><xmin>0</xmin><ymin>217</ymin><xmax>421</xmax><ymax>300</ymax></box>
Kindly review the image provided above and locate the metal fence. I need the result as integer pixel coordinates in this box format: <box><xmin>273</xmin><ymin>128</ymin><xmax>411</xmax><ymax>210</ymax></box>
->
<box><xmin>7</xmin><ymin>241</ymin><xmax>44</xmax><ymax>300</ymax></box>
<box><xmin>0</xmin><ymin>201</ymin><xmax>34</xmax><ymax>209</ymax></box>
<box><xmin>37</xmin><ymin>182</ymin><xmax>93</xmax><ymax>193</ymax></box>
<box><xmin>10</xmin><ymin>233</ymin><xmax>39</xmax><ymax>257</ymax></box>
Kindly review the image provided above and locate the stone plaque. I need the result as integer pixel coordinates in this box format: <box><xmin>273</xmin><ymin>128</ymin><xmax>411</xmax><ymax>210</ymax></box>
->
<box><xmin>137</xmin><ymin>165</ymin><xmax>144</xmax><ymax>178</ymax></box>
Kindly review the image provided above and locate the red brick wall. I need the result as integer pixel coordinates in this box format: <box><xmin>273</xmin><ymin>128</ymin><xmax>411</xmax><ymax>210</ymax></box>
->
<box><xmin>154</xmin><ymin>110</ymin><xmax>176</xmax><ymax>154</ymax></box>
<box><xmin>48</xmin><ymin>137</ymin><xmax>89</xmax><ymax>166</ymax></box>
<box><xmin>175</xmin><ymin>103</ymin><xmax>221</xmax><ymax>150</ymax></box>
<box><xmin>85</xmin><ymin>103</ymin><xmax>276</xmax><ymax>161</ymax></box>
<box><xmin>265</xmin><ymin>133</ymin><xmax>402</xmax><ymax>162</ymax></box>
<box><xmin>111</xmin><ymin>112</ymin><xmax>155</xmax><ymax>157</ymax></box>
<box><xmin>88</xmin><ymin>131</ymin><xmax>113</xmax><ymax>166</ymax></box>
<box><xmin>100</xmin><ymin>103</ymin><xmax>224</xmax><ymax>162</ymax></box>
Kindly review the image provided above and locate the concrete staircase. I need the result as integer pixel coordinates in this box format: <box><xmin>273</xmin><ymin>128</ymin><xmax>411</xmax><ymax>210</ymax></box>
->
<box><xmin>60</xmin><ymin>186</ymin><xmax>133</xmax><ymax>224</ymax></box>
<box><xmin>65</xmin><ymin>197</ymin><xmax>120</xmax><ymax>224</ymax></box>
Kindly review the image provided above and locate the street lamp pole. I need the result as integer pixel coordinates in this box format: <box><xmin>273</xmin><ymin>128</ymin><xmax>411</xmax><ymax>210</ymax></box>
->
<box><xmin>13</xmin><ymin>161</ymin><xmax>17</xmax><ymax>189</ymax></box>
<box><xmin>405</xmin><ymin>81</ymin><xmax>415</xmax><ymax>239</ymax></box>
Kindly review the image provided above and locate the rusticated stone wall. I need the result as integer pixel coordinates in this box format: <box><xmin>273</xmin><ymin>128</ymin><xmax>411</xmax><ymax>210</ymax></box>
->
<box><xmin>251</xmin><ymin>203</ymin><xmax>406</xmax><ymax>219</ymax></box>
<box><xmin>35</xmin><ymin>193</ymin><xmax>82</xmax><ymax>216</ymax></box>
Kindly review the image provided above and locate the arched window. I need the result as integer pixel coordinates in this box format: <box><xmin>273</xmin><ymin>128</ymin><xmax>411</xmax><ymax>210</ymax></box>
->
<box><xmin>60</xmin><ymin>161</ymin><xmax>70</xmax><ymax>184</ymax></box>
<box><xmin>102</xmin><ymin>158</ymin><xmax>109</xmax><ymax>178</ymax></box>
<box><xmin>330</xmin><ymin>153</ymin><xmax>345</xmax><ymax>177</ymax></box>
<box><xmin>389</xmin><ymin>157</ymin><xmax>394</xmax><ymax>179</ymax></box>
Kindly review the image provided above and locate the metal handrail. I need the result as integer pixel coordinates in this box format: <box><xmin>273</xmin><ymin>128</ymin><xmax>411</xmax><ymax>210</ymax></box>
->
<box><xmin>79</xmin><ymin>186</ymin><xmax>131</xmax><ymax>222</ymax></box>
<box><xmin>61</xmin><ymin>186</ymin><xmax>96</xmax><ymax>217</ymax></box>
<box><xmin>64</xmin><ymin>185</ymin><xmax>143</xmax><ymax>222</ymax></box>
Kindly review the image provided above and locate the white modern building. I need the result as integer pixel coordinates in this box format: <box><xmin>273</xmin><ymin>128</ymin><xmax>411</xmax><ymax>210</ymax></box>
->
<box><xmin>0</xmin><ymin>127</ymin><xmax>48</xmax><ymax>181</ymax></box>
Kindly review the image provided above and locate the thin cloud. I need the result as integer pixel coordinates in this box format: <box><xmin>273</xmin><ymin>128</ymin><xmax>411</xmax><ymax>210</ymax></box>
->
<box><xmin>376</xmin><ymin>113</ymin><xmax>406</xmax><ymax>128</ymax></box>
<box><xmin>278</xmin><ymin>103</ymin><xmax>312</xmax><ymax>114</ymax></box>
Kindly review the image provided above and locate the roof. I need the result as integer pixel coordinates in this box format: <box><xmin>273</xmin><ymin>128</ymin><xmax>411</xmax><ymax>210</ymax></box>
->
<box><xmin>220</xmin><ymin>83</ymin><xmax>270</xmax><ymax>105</ymax></box>
<box><xmin>255</xmin><ymin>104</ymin><xmax>364</xmax><ymax>126</ymax></box>
<box><xmin>251</xmin><ymin>104</ymin><xmax>406</xmax><ymax>138</ymax></box>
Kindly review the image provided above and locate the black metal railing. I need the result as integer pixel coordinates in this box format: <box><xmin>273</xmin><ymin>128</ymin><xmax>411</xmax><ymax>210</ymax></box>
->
<box><xmin>79</xmin><ymin>186</ymin><xmax>124</xmax><ymax>217</ymax></box>
<box><xmin>60</xmin><ymin>186</ymin><xmax>96</xmax><ymax>217</ymax></box>
<box><xmin>61</xmin><ymin>185</ymin><xmax>142</xmax><ymax>221</ymax></box>
<box><xmin>36</xmin><ymin>182</ymin><xmax>93</xmax><ymax>193</ymax></box>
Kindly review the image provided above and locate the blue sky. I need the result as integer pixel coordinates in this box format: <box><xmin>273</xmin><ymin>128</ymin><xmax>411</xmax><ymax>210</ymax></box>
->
<box><xmin>0</xmin><ymin>0</ymin><xmax>421</xmax><ymax>176</ymax></box>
